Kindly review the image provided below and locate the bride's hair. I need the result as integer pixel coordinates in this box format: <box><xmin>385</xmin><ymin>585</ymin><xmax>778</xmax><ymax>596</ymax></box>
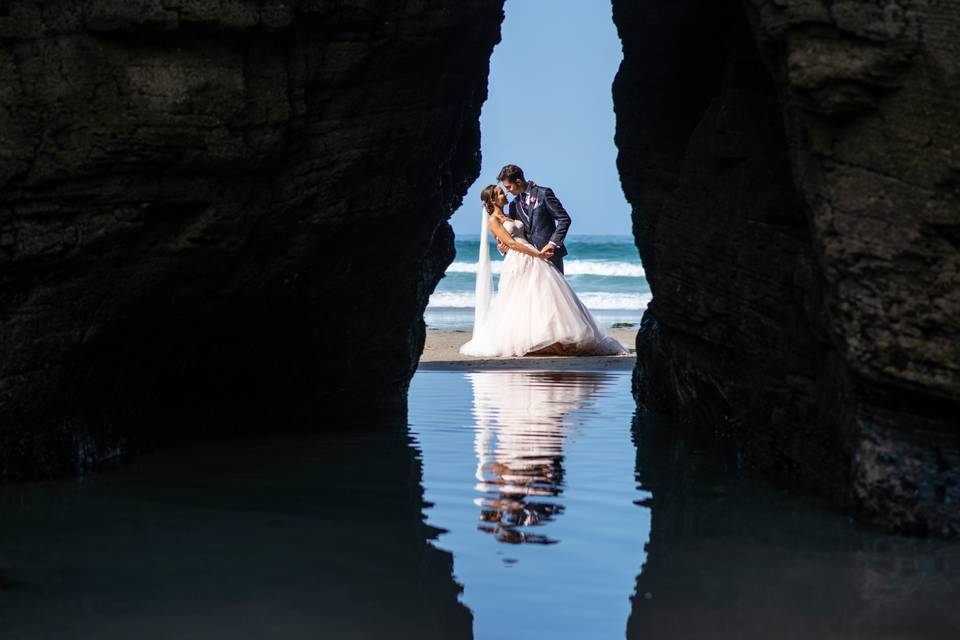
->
<box><xmin>480</xmin><ymin>184</ymin><xmax>498</xmax><ymax>214</ymax></box>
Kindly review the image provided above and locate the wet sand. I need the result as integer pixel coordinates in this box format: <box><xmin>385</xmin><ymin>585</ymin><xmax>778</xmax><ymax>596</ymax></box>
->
<box><xmin>418</xmin><ymin>327</ymin><xmax>638</xmax><ymax>371</ymax></box>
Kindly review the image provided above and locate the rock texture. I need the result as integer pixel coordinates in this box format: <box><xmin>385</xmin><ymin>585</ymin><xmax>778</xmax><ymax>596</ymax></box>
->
<box><xmin>0</xmin><ymin>1</ymin><xmax>503</xmax><ymax>479</ymax></box>
<box><xmin>613</xmin><ymin>0</ymin><xmax>960</xmax><ymax>534</ymax></box>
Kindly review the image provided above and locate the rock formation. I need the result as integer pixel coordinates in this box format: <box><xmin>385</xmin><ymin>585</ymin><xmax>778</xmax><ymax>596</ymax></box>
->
<box><xmin>613</xmin><ymin>0</ymin><xmax>960</xmax><ymax>534</ymax></box>
<box><xmin>2</xmin><ymin>0</ymin><xmax>956</xmax><ymax>541</ymax></box>
<box><xmin>0</xmin><ymin>0</ymin><xmax>503</xmax><ymax>479</ymax></box>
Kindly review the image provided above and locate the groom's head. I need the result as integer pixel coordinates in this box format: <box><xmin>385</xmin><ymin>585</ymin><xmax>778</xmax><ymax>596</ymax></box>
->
<box><xmin>498</xmin><ymin>164</ymin><xmax>526</xmax><ymax>196</ymax></box>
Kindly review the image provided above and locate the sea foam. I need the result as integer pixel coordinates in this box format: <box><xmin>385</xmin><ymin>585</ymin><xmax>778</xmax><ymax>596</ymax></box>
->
<box><xmin>446</xmin><ymin>260</ymin><xmax>645</xmax><ymax>278</ymax></box>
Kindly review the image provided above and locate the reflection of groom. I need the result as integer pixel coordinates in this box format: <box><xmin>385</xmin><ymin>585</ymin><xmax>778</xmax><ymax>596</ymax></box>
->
<box><xmin>496</xmin><ymin>164</ymin><xmax>571</xmax><ymax>274</ymax></box>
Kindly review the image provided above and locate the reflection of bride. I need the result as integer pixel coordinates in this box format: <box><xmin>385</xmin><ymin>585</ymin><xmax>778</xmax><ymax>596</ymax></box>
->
<box><xmin>469</xmin><ymin>371</ymin><xmax>608</xmax><ymax>544</ymax></box>
<box><xmin>459</xmin><ymin>185</ymin><xmax>627</xmax><ymax>358</ymax></box>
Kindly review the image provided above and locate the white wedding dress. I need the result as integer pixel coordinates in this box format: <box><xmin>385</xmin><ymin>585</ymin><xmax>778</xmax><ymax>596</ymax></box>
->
<box><xmin>459</xmin><ymin>218</ymin><xmax>627</xmax><ymax>358</ymax></box>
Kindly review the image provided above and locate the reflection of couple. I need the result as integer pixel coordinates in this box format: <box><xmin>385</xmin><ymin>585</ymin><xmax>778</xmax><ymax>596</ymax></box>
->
<box><xmin>459</xmin><ymin>164</ymin><xmax>626</xmax><ymax>358</ymax></box>
<box><xmin>470</xmin><ymin>371</ymin><xmax>609</xmax><ymax>544</ymax></box>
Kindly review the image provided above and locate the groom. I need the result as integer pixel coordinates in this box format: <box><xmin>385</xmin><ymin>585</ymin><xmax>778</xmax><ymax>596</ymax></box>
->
<box><xmin>495</xmin><ymin>164</ymin><xmax>571</xmax><ymax>274</ymax></box>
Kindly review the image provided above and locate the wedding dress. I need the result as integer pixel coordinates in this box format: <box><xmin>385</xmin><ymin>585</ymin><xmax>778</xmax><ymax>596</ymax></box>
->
<box><xmin>459</xmin><ymin>216</ymin><xmax>627</xmax><ymax>358</ymax></box>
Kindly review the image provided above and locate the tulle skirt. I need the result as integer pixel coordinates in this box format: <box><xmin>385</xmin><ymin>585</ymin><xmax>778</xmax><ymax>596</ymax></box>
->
<box><xmin>460</xmin><ymin>242</ymin><xmax>628</xmax><ymax>358</ymax></box>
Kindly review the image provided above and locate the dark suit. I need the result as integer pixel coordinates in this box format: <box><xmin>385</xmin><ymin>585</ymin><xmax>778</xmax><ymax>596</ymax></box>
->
<box><xmin>507</xmin><ymin>183</ymin><xmax>571</xmax><ymax>274</ymax></box>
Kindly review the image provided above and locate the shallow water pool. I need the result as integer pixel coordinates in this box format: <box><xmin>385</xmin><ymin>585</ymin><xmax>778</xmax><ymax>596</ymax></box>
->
<box><xmin>1</xmin><ymin>369</ymin><xmax>958</xmax><ymax>639</ymax></box>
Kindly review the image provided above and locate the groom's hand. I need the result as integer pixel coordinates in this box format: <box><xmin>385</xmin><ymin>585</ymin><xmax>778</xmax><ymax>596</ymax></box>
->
<box><xmin>496</xmin><ymin>238</ymin><xmax>508</xmax><ymax>254</ymax></box>
<box><xmin>541</xmin><ymin>244</ymin><xmax>556</xmax><ymax>258</ymax></box>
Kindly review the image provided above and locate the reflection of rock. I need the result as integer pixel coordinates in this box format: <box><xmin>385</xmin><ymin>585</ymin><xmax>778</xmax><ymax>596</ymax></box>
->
<box><xmin>0</xmin><ymin>1</ymin><xmax>503</xmax><ymax>479</ymax></box>
<box><xmin>0</xmin><ymin>567</ymin><xmax>14</xmax><ymax>590</ymax></box>
<box><xmin>628</xmin><ymin>412</ymin><xmax>960</xmax><ymax>639</ymax></box>
<box><xmin>613</xmin><ymin>0</ymin><xmax>960</xmax><ymax>534</ymax></box>
<box><xmin>468</xmin><ymin>371</ymin><xmax>609</xmax><ymax>545</ymax></box>
<box><xmin>0</xmin><ymin>420</ymin><xmax>473</xmax><ymax>638</ymax></box>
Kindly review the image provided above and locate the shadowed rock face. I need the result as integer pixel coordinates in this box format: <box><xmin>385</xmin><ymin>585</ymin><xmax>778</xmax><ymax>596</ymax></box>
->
<box><xmin>613</xmin><ymin>0</ymin><xmax>960</xmax><ymax>535</ymax></box>
<box><xmin>2</xmin><ymin>0</ymin><xmax>957</xmax><ymax>543</ymax></box>
<box><xmin>0</xmin><ymin>1</ymin><xmax>503</xmax><ymax>479</ymax></box>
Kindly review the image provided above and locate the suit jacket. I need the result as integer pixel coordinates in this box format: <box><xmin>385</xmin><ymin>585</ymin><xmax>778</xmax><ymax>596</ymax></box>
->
<box><xmin>507</xmin><ymin>183</ymin><xmax>571</xmax><ymax>272</ymax></box>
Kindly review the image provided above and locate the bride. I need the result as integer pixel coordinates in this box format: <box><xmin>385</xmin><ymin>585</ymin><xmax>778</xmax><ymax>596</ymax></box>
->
<box><xmin>459</xmin><ymin>185</ymin><xmax>627</xmax><ymax>358</ymax></box>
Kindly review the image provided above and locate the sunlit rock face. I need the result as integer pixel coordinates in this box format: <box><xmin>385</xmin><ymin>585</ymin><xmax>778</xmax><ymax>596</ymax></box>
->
<box><xmin>0</xmin><ymin>1</ymin><xmax>503</xmax><ymax>479</ymax></box>
<box><xmin>613</xmin><ymin>0</ymin><xmax>960</xmax><ymax>534</ymax></box>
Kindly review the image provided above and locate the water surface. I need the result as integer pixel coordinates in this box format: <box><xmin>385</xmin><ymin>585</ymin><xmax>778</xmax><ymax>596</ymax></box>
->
<box><xmin>410</xmin><ymin>370</ymin><xmax>649</xmax><ymax>639</ymax></box>
<box><xmin>410</xmin><ymin>370</ymin><xmax>960</xmax><ymax>639</ymax></box>
<box><xmin>1</xmin><ymin>369</ymin><xmax>958</xmax><ymax>639</ymax></box>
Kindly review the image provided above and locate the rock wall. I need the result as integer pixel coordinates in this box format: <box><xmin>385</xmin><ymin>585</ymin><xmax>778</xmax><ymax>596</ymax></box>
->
<box><xmin>613</xmin><ymin>0</ymin><xmax>960</xmax><ymax>534</ymax></box>
<box><xmin>0</xmin><ymin>1</ymin><xmax>503</xmax><ymax>479</ymax></box>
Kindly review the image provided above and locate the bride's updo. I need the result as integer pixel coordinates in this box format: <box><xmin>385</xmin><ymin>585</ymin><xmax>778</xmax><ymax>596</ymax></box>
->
<box><xmin>480</xmin><ymin>184</ymin><xmax>498</xmax><ymax>214</ymax></box>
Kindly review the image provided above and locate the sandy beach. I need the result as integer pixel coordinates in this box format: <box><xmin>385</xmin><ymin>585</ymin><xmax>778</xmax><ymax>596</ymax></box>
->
<box><xmin>418</xmin><ymin>327</ymin><xmax>638</xmax><ymax>370</ymax></box>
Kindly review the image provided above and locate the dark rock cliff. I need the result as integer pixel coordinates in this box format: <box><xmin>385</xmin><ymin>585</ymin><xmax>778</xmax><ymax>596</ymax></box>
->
<box><xmin>0</xmin><ymin>0</ymin><xmax>503</xmax><ymax>479</ymax></box>
<box><xmin>613</xmin><ymin>0</ymin><xmax>960</xmax><ymax>534</ymax></box>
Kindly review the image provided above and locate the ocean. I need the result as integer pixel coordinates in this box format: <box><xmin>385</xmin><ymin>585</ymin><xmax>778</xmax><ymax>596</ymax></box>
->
<box><xmin>426</xmin><ymin>234</ymin><xmax>649</xmax><ymax>329</ymax></box>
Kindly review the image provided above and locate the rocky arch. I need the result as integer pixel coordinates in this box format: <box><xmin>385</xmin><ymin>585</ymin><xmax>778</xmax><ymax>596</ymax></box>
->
<box><xmin>1</xmin><ymin>0</ymin><xmax>958</xmax><ymax>536</ymax></box>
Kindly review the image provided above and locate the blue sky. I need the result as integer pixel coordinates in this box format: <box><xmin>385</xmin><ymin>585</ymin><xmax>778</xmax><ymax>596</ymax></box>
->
<box><xmin>449</xmin><ymin>0</ymin><xmax>631</xmax><ymax>237</ymax></box>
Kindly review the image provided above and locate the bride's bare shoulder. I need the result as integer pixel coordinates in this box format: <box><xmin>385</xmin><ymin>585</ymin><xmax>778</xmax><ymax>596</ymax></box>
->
<box><xmin>489</xmin><ymin>212</ymin><xmax>509</xmax><ymax>226</ymax></box>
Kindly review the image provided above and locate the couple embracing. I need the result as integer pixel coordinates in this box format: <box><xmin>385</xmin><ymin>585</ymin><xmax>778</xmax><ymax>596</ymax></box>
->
<box><xmin>459</xmin><ymin>164</ymin><xmax>626</xmax><ymax>358</ymax></box>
